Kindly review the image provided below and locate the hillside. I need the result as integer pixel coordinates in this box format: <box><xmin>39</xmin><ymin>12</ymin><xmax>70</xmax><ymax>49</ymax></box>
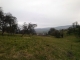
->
<box><xmin>0</xmin><ymin>35</ymin><xmax>80</xmax><ymax>60</ymax></box>
<box><xmin>35</xmin><ymin>25</ymin><xmax>71</xmax><ymax>33</ymax></box>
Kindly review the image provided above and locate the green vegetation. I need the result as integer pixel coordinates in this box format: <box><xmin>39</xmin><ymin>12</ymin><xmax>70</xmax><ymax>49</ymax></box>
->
<box><xmin>0</xmin><ymin>6</ymin><xmax>80</xmax><ymax>60</ymax></box>
<box><xmin>0</xmin><ymin>35</ymin><xmax>80</xmax><ymax>60</ymax></box>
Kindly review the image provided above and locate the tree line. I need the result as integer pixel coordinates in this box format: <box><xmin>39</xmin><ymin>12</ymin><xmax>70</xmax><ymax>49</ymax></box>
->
<box><xmin>48</xmin><ymin>21</ymin><xmax>80</xmax><ymax>38</ymax></box>
<box><xmin>0</xmin><ymin>7</ymin><xmax>80</xmax><ymax>38</ymax></box>
<box><xmin>0</xmin><ymin>7</ymin><xmax>37</xmax><ymax>36</ymax></box>
<box><xmin>48</xmin><ymin>28</ymin><xmax>64</xmax><ymax>38</ymax></box>
<box><xmin>67</xmin><ymin>22</ymin><xmax>80</xmax><ymax>37</ymax></box>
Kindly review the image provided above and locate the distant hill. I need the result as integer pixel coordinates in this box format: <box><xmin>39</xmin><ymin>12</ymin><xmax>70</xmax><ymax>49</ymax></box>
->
<box><xmin>35</xmin><ymin>25</ymin><xmax>71</xmax><ymax>33</ymax></box>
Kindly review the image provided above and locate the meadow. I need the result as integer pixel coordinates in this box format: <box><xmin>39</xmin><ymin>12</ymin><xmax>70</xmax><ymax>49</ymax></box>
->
<box><xmin>0</xmin><ymin>35</ymin><xmax>80</xmax><ymax>60</ymax></box>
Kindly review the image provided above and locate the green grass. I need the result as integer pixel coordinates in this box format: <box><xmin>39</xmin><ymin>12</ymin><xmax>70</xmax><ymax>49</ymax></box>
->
<box><xmin>0</xmin><ymin>35</ymin><xmax>80</xmax><ymax>60</ymax></box>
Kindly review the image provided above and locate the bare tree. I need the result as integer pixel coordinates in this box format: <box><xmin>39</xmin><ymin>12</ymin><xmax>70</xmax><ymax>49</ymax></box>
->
<box><xmin>21</xmin><ymin>22</ymin><xmax>37</xmax><ymax>37</ymax></box>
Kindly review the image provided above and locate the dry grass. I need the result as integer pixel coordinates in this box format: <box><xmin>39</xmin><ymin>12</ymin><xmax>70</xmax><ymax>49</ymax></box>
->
<box><xmin>0</xmin><ymin>35</ymin><xmax>80</xmax><ymax>60</ymax></box>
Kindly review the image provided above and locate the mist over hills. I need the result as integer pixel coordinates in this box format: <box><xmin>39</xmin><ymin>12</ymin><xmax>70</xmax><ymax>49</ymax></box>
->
<box><xmin>35</xmin><ymin>25</ymin><xmax>71</xmax><ymax>33</ymax></box>
<box><xmin>18</xmin><ymin>24</ymin><xmax>71</xmax><ymax>33</ymax></box>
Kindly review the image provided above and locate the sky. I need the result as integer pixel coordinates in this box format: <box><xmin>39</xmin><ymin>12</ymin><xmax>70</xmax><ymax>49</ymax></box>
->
<box><xmin>0</xmin><ymin>0</ymin><xmax>80</xmax><ymax>28</ymax></box>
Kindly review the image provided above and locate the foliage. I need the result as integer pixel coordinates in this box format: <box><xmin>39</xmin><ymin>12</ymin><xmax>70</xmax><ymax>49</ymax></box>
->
<box><xmin>21</xmin><ymin>22</ymin><xmax>37</xmax><ymax>36</ymax></box>
<box><xmin>48</xmin><ymin>28</ymin><xmax>63</xmax><ymax>38</ymax></box>
<box><xmin>67</xmin><ymin>21</ymin><xmax>80</xmax><ymax>37</ymax></box>
<box><xmin>0</xmin><ymin>7</ymin><xmax>18</xmax><ymax>35</ymax></box>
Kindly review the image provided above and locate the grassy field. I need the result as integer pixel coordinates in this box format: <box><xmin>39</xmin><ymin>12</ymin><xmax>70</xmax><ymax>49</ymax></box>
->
<box><xmin>0</xmin><ymin>35</ymin><xmax>80</xmax><ymax>60</ymax></box>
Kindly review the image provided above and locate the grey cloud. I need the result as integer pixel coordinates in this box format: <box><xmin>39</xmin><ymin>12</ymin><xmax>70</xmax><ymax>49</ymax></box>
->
<box><xmin>0</xmin><ymin>0</ymin><xmax>80</xmax><ymax>28</ymax></box>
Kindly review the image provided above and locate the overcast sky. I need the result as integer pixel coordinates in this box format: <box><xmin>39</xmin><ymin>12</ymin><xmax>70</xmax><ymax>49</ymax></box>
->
<box><xmin>0</xmin><ymin>0</ymin><xmax>80</xmax><ymax>28</ymax></box>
